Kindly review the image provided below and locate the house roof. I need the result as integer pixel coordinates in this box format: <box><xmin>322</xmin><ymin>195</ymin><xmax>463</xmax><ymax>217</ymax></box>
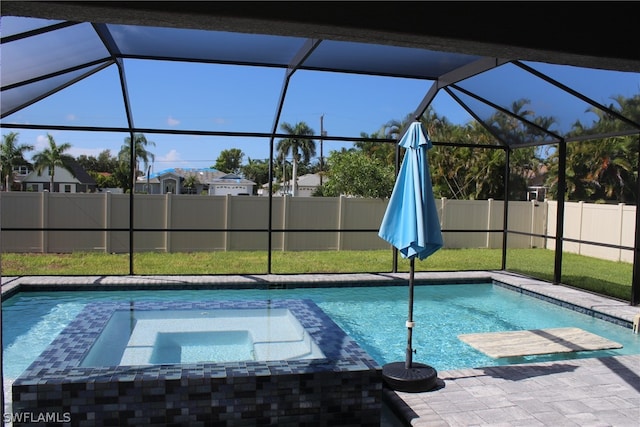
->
<box><xmin>211</xmin><ymin>174</ymin><xmax>255</xmax><ymax>185</ymax></box>
<box><xmin>142</xmin><ymin>168</ymin><xmax>223</xmax><ymax>184</ymax></box>
<box><xmin>264</xmin><ymin>173</ymin><xmax>320</xmax><ymax>189</ymax></box>
<box><xmin>68</xmin><ymin>159</ymin><xmax>96</xmax><ymax>185</ymax></box>
<box><xmin>138</xmin><ymin>168</ymin><xmax>256</xmax><ymax>185</ymax></box>
<box><xmin>22</xmin><ymin>159</ymin><xmax>96</xmax><ymax>185</ymax></box>
<box><xmin>149</xmin><ymin>167</ymin><xmax>219</xmax><ymax>179</ymax></box>
<box><xmin>295</xmin><ymin>174</ymin><xmax>321</xmax><ymax>187</ymax></box>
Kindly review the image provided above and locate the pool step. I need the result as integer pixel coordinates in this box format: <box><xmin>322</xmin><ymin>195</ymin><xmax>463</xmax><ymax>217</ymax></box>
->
<box><xmin>116</xmin><ymin>309</ymin><xmax>325</xmax><ymax>365</ymax></box>
<box><xmin>120</xmin><ymin>346</ymin><xmax>155</xmax><ymax>365</ymax></box>
<box><xmin>120</xmin><ymin>336</ymin><xmax>324</xmax><ymax>365</ymax></box>
<box><xmin>253</xmin><ymin>333</ymin><xmax>324</xmax><ymax>361</ymax></box>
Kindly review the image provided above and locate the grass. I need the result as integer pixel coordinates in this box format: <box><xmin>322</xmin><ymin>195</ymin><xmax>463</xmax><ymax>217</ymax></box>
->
<box><xmin>0</xmin><ymin>248</ymin><xmax>633</xmax><ymax>301</ymax></box>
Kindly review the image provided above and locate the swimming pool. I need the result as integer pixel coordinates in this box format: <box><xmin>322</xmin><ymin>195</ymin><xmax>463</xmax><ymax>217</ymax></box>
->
<box><xmin>4</xmin><ymin>281</ymin><xmax>639</xmax><ymax>380</ymax></box>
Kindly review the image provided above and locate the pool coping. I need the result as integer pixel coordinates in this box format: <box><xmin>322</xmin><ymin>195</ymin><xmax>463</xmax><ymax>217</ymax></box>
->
<box><xmin>3</xmin><ymin>271</ymin><xmax>639</xmax><ymax>327</ymax></box>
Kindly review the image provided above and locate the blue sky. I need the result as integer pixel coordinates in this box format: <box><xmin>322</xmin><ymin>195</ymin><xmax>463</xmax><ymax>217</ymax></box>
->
<box><xmin>4</xmin><ymin>59</ymin><xmax>640</xmax><ymax>173</ymax></box>
<box><xmin>5</xmin><ymin>59</ymin><xmax>474</xmax><ymax>172</ymax></box>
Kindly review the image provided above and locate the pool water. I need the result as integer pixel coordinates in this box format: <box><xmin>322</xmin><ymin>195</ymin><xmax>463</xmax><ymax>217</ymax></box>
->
<box><xmin>3</xmin><ymin>283</ymin><xmax>640</xmax><ymax>379</ymax></box>
<box><xmin>150</xmin><ymin>331</ymin><xmax>253</xmax><ymax>364</ymax></box>
<box><xmin>80</xmin><ymin>307</ymin><xmax>325</xmax><ymax>366</ymax></box>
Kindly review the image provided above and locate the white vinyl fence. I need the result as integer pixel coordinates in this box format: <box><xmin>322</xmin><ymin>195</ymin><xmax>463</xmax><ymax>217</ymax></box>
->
<box><xmin>546</xmin><ymin>200</ymin><xmax>635</xmax><ymax>263</ymax></box>
<box><xmin>0</xmin><ymin>192</ymin><xmax>634</xmax><ymax>262</ymax></box>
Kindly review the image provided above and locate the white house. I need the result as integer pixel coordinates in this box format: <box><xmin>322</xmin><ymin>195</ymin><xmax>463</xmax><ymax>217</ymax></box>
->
<box><xmin>263</xmin><ymin>173</ymin><xmax>321</xmax><ymax>197</ymax></box>
<box><xmin>208</xmin><ymin>173</ymin><xmax>255</xmax><ymax>196</ymax></box>
<box><xmin>293</xmin><ymin>173</ymin><xmax>322</xmax><ymax>197</ymax></box>
<box><xmin>136</xmin><ymin>168</ymin><xmax>255</xmax><ymax>195</ymax></box>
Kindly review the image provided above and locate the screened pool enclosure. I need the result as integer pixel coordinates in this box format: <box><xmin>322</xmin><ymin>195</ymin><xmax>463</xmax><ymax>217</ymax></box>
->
<box><xmin>1</xmin><ymin>2</ymin><xmax>639</xmax><ymax>304</ymax></box>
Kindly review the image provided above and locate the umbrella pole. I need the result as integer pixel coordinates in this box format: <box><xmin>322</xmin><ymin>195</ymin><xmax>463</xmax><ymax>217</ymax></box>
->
<box><xmin>406</xmin><ymin>257</ymin><xmax>415</xmax><ymax>369</ymax></box>
<box><xmin>381</xmin><ymin>257</ymin><xmax>438</xmax><ymax>392</ymax></box>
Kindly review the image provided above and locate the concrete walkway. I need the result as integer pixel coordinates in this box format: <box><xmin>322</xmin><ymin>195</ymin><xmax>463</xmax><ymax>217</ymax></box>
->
<box><xmin>3</xmin><ymin>271</ymin><xmax>640</xmax><ymax>426</ymax></box>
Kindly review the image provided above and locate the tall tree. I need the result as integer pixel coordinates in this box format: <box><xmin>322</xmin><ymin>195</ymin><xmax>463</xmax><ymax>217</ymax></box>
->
<box><xmin>241</xmin><ymin>158</ymin><xmax>271</xmax><ymax>189</ymax></box>
<box><xmin>118</xmin><ymin>133</ymin><xmax>155</xmax><ymax>191</ymax></box>
<box><xmin>428</xmin><ymin>100</ymin><xmax>545</xmax><ymax>200</ymax></box>
<box><xmin>321</xmin><ymin>148</ymin><xmax>395</xmax><ymax>198</ymax></box>
<box><xmin>277</xmin><ymin>121</ymin><xmax>316</xmax><ymax>196</ymax></box>
<box><xmin>76</xmin><ymin>149</ymin><xmax>119</xmax><ymax>174</ymax></box>
<box><xmin>1</xmin><ymin>132</ymin><xmax>34</xmax><ymax>191</ymax></box>
<box><xmin>214</xmin><ymin>148</ymin><xmax>244</xmax><ymax>174</ymax></box>
<box><xmin>354</xmin><ymin>130</ymin><xmax>395</xmax><ymax>166</ymax></box>
<box><xmin>31</xmin><ymin>133</ymin><xmax>75</xmax><ymax>192</ymax></box>
<box><xmin>546</xmin><ymin>93</ymin><xmax>640</xmax><ymax>203</ymax></box>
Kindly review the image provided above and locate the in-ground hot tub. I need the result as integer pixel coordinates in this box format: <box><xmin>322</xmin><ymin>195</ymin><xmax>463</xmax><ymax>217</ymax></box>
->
<box><xmin>12</xmin><ymin>299</ymin><xmax>382</xmax><ymax>426</ymax></box>
<box><xmin>81</xmin><ymin>306</ymin><xmax>326</xmax><ymax>366</ymax></box>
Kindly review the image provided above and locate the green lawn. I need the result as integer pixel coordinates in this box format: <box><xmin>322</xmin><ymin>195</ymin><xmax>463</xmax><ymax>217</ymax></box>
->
<box><xmin>1</xmin><ymin>248</ymin><xmax>633</xmax><ymax>301</ymax></box>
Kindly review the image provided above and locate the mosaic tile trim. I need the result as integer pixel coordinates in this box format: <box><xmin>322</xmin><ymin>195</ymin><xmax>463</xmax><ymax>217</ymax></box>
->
<box><xmin>12</xmin><ymin>299</ymin><xmax>382</xmax><ymax>426</ymax></box>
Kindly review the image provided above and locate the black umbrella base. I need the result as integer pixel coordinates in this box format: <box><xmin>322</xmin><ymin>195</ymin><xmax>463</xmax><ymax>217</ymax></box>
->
<box><xmin>382</xmin><ymin>361</ymin><xmax>438</xmax><ymax>392</ymax></box>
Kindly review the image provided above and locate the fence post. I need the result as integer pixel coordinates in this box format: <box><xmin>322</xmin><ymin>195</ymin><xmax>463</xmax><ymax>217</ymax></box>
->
<box><xmin>530</xmin><ymin>199</ymin><xmax>537</xmax><ymax>248</ymax></box>
<box><xmin>41</xmin><ymin>191</ymin><xmax>48</xmax><ymax>253</ymax></box>
<box><xmin>486</xmin><ymin>198</ymin><xmax>493</xmax><ymax>249</ymax></box>
<box><xmin>338</xmin><ymin>195</ymin><xmax>345</xmax><ymax>250</ymax></box>
<box><xmin>224</xmin><ymin>194</ymin><xmax>231</xmax><ymax>251</ymax></box>
<box><xmin>104</xmin><ymin>191</ymin><xmax>111</xmax><ymax>253</ymax></box>
<box><xmin>282</xmin><ymin>195</ymin><xmax>289</xmax><ymax>251</ymax></box>
<box><xmin>165</xmin><ymin>192</ymin><xmax>172</xmax><ymax>253</ymax></box>
<box><xmin>541</xmin><ymin>200</ymin><xmax>549</xmax><ymax>249</ymax></box>
<box><xmin>577</xmin><ymin>201</ymin><xmax>584</xmax><ymax>255</ymax></box>
<box><xmin>618</xmin><ymin>203</ymin><xmax>625</xmax><ymax>262</ymax></box>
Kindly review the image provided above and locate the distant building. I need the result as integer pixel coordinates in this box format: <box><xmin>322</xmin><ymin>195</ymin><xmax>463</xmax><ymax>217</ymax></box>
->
<box><xmin>263</xmin><ymin>173</ymin><xmax>321</xmax><ymax>197</ymax></box>
<box><xmin>292</xmin><ymin>173</ymin><xmax>322</xmax><ymax>197</ymax></box>
<box><xmin>136</xmin><ymin>168</ymin><xmax>255</xmax><ymax>195</ymax></box>
<box><xmin>527</xmin><ymin>186</ymin><xmax>548</xmax><ymax>202</ymax></box>
<box><xmin>208</xmin><ymin>173</ymin><xmax>255</xmax><ymax>196</ymax></box>
<box><xmin>526</xmin><ymin>164</ymin><xmax>548</xmax><ymax>202</ymax></box>
<box><xmin>19</xmin><ymin>160</ymin><xmax>97</xmax><ymax>193</ymax></box>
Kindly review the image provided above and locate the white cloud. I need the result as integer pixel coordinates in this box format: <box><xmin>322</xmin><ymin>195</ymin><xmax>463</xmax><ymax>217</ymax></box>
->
<box><xmin>167</xmin><ymin>116</ymin><xmax>180</xmax><ymax>126</ymax></box>
<box><xmin>212</xmin><ymin>117</ymin><xmax>227</xmax><ymax>125</ymax></box>
<box><xmin>33</xmin><ymin>134</ymin><xmax>105</xmax><ymax>159</ymax></box>
<box><xmin>157</xmin><ymin>149</ymin><xmax>182</xmax><ymax>163</ymax></box>
<box><xmin>66</xmin><ymin>113</ymin><xmax>78</xmax><ymax>121</ymax></box>
<box><xmin>35</xmin><ymin>134</ymin><xmax>49</xmax><ymax>149</ymax></box>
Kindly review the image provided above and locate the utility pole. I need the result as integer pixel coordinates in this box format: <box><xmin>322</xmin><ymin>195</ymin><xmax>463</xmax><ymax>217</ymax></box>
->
<box><xmin>282</xmin><ymin>156</ymin><xmax>286</xmax><ymax>195</ymax></box>
<box><xmin>320</xmin><ymin>114</ymin><xmax>326</xmax><ymax>186</ymax></box>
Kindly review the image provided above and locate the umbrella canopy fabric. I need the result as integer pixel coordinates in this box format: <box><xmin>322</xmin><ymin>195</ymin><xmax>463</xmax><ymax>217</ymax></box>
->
<box><xmin>377</xmin><ymin>121</ymin><xmax>443</xmax><ymax>391</ymax></box>
<box><xmin>378</xmin><ymin>121</ymin><xmax>443</xmax><ymax>260</ymax></box>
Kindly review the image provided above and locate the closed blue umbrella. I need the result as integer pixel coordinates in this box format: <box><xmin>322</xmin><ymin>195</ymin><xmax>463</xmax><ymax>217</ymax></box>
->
<box><xmin>378</xmin><ymin>121</ymin><xmax>443</xmax><ymax>392</ymax></box>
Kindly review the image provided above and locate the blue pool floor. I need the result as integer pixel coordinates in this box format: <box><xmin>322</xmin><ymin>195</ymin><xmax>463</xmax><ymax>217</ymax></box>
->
<box><xmin>2</xmin><ymin>271</ymin><xmax>640</xmax><ymax>426</ymax></box>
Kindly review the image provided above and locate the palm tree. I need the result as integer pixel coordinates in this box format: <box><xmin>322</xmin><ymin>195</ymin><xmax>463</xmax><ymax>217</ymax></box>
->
<box><xmin>241</xmin><ymin>157</ymin><xmax>271</xmax><ymax>188</ymax></box>
<box><xmin>545</xmin><ymin>94</ymin><xmax>640</xmax><ymax>203</ymax></box>
<box><xmin>277</xmin><ymin>121</ymin><xmax>316</xmax><ymax>196</ymax></box>
<box><xmin>31</xmin><ymin>134</ymin><xmax>75</xmax><ymax>192</ymax></box>
<box><xmin>182</xmin><ymin>174</ymin><xmax>199</xmax><ymax>194</ymax></box>
<box><xmin>1</xmin><ymin>132</ymin><xmax>34</xmax><ymax>191</ymax></box>
<box><xmin>118</xmin><ymin>133</ymin><xmax>155</xmax><ymax>191</ymax></box>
